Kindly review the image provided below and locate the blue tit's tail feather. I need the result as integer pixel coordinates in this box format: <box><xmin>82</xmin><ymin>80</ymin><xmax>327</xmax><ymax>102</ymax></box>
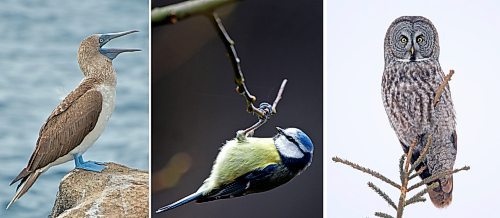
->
<box><xmin>155</xmin><ymin>192</ymin><xmax>202</xmax><ymax>213</ymax></box>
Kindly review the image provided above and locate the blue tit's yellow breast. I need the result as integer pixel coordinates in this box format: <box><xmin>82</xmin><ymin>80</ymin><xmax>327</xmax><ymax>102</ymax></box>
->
<box><xmin>203</xmin><ymin>137</ymin><xmax>281</xmax><ymax>191</ymax></box>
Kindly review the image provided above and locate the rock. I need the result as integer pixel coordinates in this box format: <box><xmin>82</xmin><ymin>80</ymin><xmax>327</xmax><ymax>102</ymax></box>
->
<box><xmin>50</xmin><ymin>163</ymin><xmax>149</xmax><ymax>218</ymax></box>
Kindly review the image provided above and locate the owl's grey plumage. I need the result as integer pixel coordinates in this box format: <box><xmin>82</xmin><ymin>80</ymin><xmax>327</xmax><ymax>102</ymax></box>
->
<box><xmin>381</xmin><ymin>16</ymin><xmax>457</xmax><ymax>208</ymax></box>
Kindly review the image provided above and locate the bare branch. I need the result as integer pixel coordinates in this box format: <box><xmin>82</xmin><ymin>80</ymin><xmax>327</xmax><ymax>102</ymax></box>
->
<box><xmin>210</xmin><ymin>13</ymin><xmax>259</xmax><ymax>114</ymax></box>
<box><xmin>151</xmin><ymin>0</ymin><xmax>238</xmax><ymax>26</ymax></box>
<box><xmin>433</xmin><ymin>70</ymin><xmax>455</xmax><ymax>107</ymax></box>
<box><xmin>409</xmin><ymin>166</ymin><xmax>427</xmax><ymax>180</ymax></box>
<box><xmin>210</xmin><ymin>13</ymin><xmax>286</xmax><ymax>118</ymax></box>
<box><xmin>368</xmin><ymin>182</ymin><xmax>397</xmax><ymax>210</ymax></box>
<box><xmin>332</xmin><ymin>156</ymin><xmax>400</xmax><ymax>189</ymax></box>
<box><xmin>210</xmin><ymin>13</ymin><xmax>287</xmax><ymax>137</ymax></box>
<box><xmin>409</xmin><ymin>135</ymin><xmax>432</xmax><ymax>174</ymax></box>
<box><xmin>272</xmin><ymin>79</ymin><xmax>288</xmax><ymax>114</ymax></box>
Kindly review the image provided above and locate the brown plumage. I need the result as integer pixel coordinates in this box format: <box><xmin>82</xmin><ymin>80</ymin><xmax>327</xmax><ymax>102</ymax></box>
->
<box><xmin>7</xmin><ymin>30</ymin><xmax>140</xmax><ymax>208</ymax></box>
<box><xmin>382</xmin><ymin>16</ymin><xmax>457</xmax><ymax>208</ymax></box>
<box><xmin>8</xmin><ymin>80</ymin><xmax>103</xmax><ymax>208</ymax></box>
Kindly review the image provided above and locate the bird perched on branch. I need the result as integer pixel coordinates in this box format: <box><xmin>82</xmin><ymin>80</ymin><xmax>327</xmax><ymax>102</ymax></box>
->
<box><xmin>156</xmin><ymin>127</ymin><xmax>314</xmax><ymax>213</ymax></box>
<box><xmin>382</xmin><ymin>16</ymin><xmax>457</xmax><ymax>208</ymax></box>
<box><xmin>7</xmin><ymin>30</ymin><xmax>140</xmax><ymax>209</ymax></box>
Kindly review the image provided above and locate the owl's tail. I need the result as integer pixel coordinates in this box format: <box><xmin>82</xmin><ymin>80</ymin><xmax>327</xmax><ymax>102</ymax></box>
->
<box><xmin>427</xmin><ymin>176</ymin><xmax>453</xmax><ymax>208</ymax></box>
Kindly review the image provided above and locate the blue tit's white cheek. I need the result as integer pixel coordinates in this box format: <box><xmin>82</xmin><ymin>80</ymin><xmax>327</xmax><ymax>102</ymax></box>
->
<box><xmin>275</xmin><ymin>136</ymin><xmax>304</xmax><ymax>159</ymax></box>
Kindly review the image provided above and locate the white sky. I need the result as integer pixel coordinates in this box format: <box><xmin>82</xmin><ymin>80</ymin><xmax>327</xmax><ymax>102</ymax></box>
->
<box><xmin>324</xmin><ymin>0</ymin><xmax>500</xmax><ymax>217</ymax></box>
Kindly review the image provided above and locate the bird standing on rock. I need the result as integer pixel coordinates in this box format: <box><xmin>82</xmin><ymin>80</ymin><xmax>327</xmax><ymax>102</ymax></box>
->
<box><xmin>8</xmin><ymin>30</ymin><xmax>140</xmax><ymax>209</ymax></box>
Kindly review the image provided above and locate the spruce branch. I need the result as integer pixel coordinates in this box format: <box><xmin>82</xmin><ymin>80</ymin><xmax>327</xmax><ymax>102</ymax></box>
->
<box><xmin>375</xmin><ymin>212</ymin><xmax>395</xmax><ymax>218</ymax></box>
<box><xmin>368</xmin><ymin>182</ymin><xmax>397</xmax><ymax>209</ymax></box>
<box><xmin>395</xmin><ymin>140</ymin><xmax>416</xmax><ymax>218</ymax></box>
<box><xmin>398</xmin><ymin>155</ymin><xmax>405</xmax><ymax>184</ymax></box>
<box><xmin>407</xmin><ymin>166</ymin><xmax>470</xmax><ymax>192</ymax></box>
<box><xmin>404</xmin><ymin>182</ymin><xmax>438</xmax><ymax>206</ymax></box>
<box><xmin>333</xmin><ymin>69</ymin><xmax>469</xmax><ymax>218</ymax></box>
<box><xmin>332</xmin><ymin>156</ymin><xmax>400</xmax><ymax>189</ymax></box>
<box><xmin>403</xmin><ymin>196</ymin><xmax>426</xmax><ymax>206</ymax></box>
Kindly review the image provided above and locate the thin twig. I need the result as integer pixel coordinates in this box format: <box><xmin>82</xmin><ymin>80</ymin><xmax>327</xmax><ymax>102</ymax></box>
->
<box><xmin>210</xmin><ymin>13</ymin><xmax>258</xmax><ymax>114</ymax></box>
<box><xmin>409</xmin><ymin>166</ymin><xmax>427</xmax><ymax>180</ymax></box>
<box><xmin>210</xmin><ymin>13</ymin><xmax>287</xmax><ymax>137</ymax></box>
<box><xmin>409</xmin><ymin>135</ymin><xmax>432</xmax><ymax>174</ymax></box>
<box><xmin>151</xmin><ymin>0</ymin><xmax>237</xmax><ymax>26</ymax></box>
<box><xmin>368</xmin><ymin>182</ymin><xmax>397</xmax><ymax>209</ymax></box>
<box><xmin>332</xmin><ymin>156</ymin><xmax>400</xmax><ymax>189</ymax></box>
<box><xmin>433</xmin><ymin>70</ymin><xmax>455</xmax><ymax>107</ymax></box>
<box><xmin>272</xmin><ymin>79</ymin><xmax>287</xmax><ymax>114</ymax></box>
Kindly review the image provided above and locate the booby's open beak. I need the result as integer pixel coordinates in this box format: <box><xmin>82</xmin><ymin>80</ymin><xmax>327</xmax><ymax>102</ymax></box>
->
<box><xmin>98</xmin><ymin>30</ymin><xmax>141</xmax><ymax>60</ymax></box>
<box><xmin>276</xmin><ymin>127</ymin><xmax>285</xmax><ymax>134</ymax></box>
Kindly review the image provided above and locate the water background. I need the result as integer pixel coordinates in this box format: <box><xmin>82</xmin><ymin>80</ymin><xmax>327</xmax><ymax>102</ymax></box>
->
<box><xmin>0</xmin><ymin>0</ymin><xmax>149</xmax><ymax>216</ymax></box>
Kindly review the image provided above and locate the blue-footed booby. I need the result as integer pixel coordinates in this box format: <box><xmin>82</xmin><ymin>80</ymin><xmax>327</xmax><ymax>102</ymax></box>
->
<box><xmin>7</xmin><ymin>30</ymin><xmax>140</xmax><ymax>209</ymax></box>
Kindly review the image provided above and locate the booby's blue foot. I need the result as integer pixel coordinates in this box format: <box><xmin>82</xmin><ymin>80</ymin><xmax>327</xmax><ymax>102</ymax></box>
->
<box><xmin>76</xmin><ymin>161</ymin><xmax>107</xmax><ymax>172</ymax></box>
<box><xmin>73</xmin><ymin>154</ymin><xmax>107</xmax><ymax>172</ymax></box>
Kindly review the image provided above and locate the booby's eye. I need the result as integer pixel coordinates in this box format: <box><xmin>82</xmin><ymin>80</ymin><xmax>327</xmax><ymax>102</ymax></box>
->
<box><xmin>99</xmin><ymin>38</ymin><xmax>104</xmax><ymax>43</ymax></box>
<box><xmin>400</xmin><ymin>36</ymin><xmax>408</xmax><ymax>44</ymax></box>
<box><xmin>416</xmin><ymin>35</ymin><xmax>424</xmax><ymax>43</ymax></box>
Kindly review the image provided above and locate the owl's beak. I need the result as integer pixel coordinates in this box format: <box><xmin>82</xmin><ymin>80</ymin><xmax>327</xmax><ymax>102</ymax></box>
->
<box><xmin>409</xmin><ymin>46</ymin><xmax>416</xmax><ymax>61</ymax></box>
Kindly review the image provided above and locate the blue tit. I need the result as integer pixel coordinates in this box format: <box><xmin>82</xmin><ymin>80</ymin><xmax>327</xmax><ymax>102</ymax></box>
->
<box><xmin>156</xmin><ymin>127</ymin><xmax>314</xmax><ymax>213</ymax></box>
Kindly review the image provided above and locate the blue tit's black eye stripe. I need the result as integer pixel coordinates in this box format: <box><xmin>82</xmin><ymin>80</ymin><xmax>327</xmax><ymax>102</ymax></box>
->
<box><xmin>283</xmin><ymin>133</ymin><xmax>304</xmax><ymax>152</ymax></box>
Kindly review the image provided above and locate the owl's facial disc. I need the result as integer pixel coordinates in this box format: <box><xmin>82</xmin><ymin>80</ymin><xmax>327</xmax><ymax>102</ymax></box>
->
<box><xmin>388</xmin><ymin>17</ymin><xmax>438</xmax><ymax>63</ymax></box>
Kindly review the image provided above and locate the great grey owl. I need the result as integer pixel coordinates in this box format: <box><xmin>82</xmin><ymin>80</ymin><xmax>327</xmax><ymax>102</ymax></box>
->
<box><xmin>381</xmin><ymin>16</ymin><xmax>457</xmax><ymax>208</ymax></box>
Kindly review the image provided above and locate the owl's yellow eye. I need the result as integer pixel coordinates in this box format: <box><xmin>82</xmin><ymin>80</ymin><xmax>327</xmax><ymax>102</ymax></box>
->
<box><xmin>400</xmin><ymin>36</ymin><xmax>408</xmax><ymax>44</ymax></box>
<box><xmin>416</xmin><ymin>35</ymin><xmax>424</xmax><ymax>43</ymax></box>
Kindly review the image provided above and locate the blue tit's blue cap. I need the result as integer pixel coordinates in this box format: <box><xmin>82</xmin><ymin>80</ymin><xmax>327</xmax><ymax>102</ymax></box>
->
<box><xmin>279</xmin><ymin>127</ymin><xmax>314</xmax><ymax>153</ymax></box>
<box><xmin>296</xmin><ymin>129</ymin><xmax>314</xmax><ymax>152</ymax></box>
